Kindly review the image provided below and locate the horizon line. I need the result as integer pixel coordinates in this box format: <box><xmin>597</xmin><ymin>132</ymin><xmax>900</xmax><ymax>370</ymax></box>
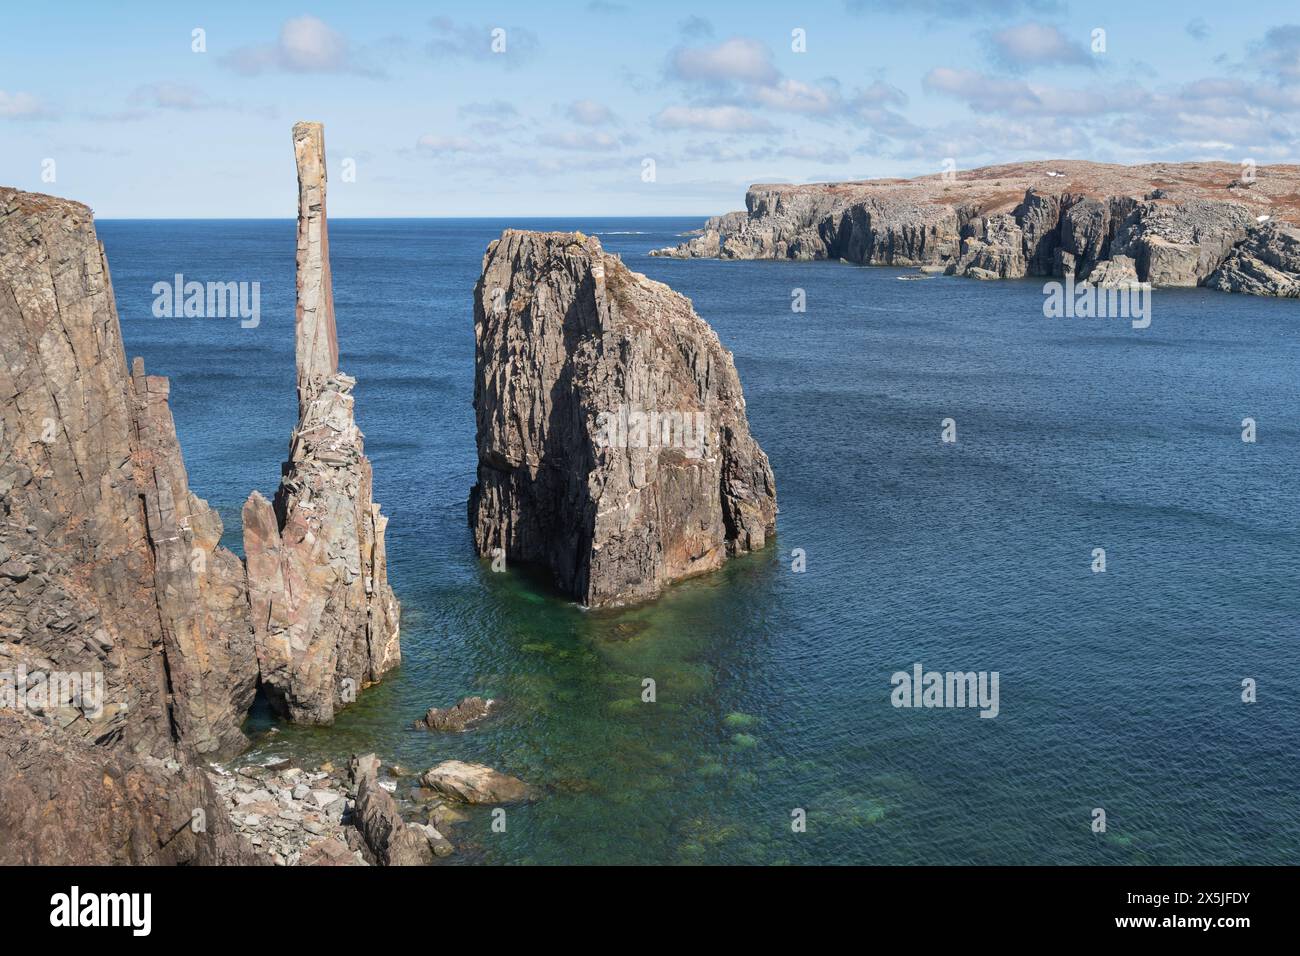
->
<box><xmin>96</xmin><ymin>214</ymin><xmax>713</xmax><ymax>222</ymax></box>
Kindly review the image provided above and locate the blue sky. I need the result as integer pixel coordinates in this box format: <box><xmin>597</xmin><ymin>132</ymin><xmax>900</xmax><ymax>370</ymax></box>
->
<box><xmin>2</xmin><ymin>0</ymin><xmax>1298</xmax><ymax>217</ymax></box>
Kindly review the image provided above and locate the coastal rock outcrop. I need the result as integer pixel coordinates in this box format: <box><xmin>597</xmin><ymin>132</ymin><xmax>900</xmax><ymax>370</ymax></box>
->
<box><xmin>1082</xmin><ymin>255</ymin><xmax>1142</xmax><ymax>289</ymax></box>
<box><xmin>1206</xmin><ymin>222</ymin><xmax>1300</xmax><ymax>297</ymax></box>
<box><xmin>0</xmin><ymin>186</ymin><xmax>258</xmax><ymax>864</ymax></box>
<box><xmin>349</xmin><ymin>753</ymin><xmax>448</xmax><ymax>864</ymax></box>
<box><xmin>242</xmin><ymin>122</ymin><xmax>400</xmax><ymax>725</ymax></box>
<box><xmin>653</xmin><ymin>160</ymin><xmax>1300</xmax><ymax>296</ymax></box>
<box><xmin>469</xmin><ymin>230</ymin><xmax>777</xmax><ymax>607</ymax></box>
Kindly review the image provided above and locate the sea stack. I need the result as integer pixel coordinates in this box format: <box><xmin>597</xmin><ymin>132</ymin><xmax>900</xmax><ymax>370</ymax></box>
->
<box><xmin>242</xmin><ymin>122</ymin><xmax>400</xmax><ymax>725</ymax></box>
<box><xmin>0</xmin><ymin>187</ymin><xmax>257</xmax><ymax>863</ymax></box>
<box><xmin>469</xmin><ymin>230</ymin><xmax>777</xmax><ymax>607</ymax></box>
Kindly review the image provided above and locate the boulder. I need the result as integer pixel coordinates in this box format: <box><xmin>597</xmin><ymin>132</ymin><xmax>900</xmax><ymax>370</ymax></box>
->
<box><xmin>420</xmin><ymin>760</ymin><xmax>531</xmax><ymax>805</ymax></box>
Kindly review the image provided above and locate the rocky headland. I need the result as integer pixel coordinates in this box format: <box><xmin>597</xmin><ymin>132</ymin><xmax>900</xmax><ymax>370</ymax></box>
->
<box><xmin>652</xmin><ymin>160</ymin><xmax>1300</xmax><ymax>296</ymax></box>
<box><xmin>0</xmin><ymin>122</ymin><xmax>401</xmax><ymax>864</ymax></box>
<box><xmin>469</xmin><ymin>230</ymin><xmax>777</xmax><ymax>607</ymax></box>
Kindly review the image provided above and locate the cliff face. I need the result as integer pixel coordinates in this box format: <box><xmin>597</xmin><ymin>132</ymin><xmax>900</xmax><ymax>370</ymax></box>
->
<box><xmin>654</xmin><ymin>160</ymin><xmax>1300</xmax><ymax>296</ymax></box>
<box><xmin>469</xmin><ymin>230</ymin><xmax>776</xmax><ymax>607</ymax></box>
<box><xmin>0</xmin><ymin>187</ymin><xmax>257</xmax><ymax>863</ymax></box>
<box><xmin>242</xmin><ymin>122</ymin><xmax>400</xmax><ymax>725</ymax></box>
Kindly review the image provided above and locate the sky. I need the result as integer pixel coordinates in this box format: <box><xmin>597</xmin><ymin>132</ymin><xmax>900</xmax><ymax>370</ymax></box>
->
<box><xmin>1</xmin><ymin>0</ymin><xmax>1298</xmax><ymax>218</ymax></box>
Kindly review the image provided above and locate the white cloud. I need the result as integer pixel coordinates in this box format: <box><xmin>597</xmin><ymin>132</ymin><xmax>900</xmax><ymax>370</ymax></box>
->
<box><xmin>458</xmin><ymin>100</ymin><xmax>520</xmax><ymax>119</ymax></box>
<box><xmin>538</xmin><ymin>130</ymin><xmax>621</xmax><ymax>150</ymax></box>
<box><xmin>222</xmin><ymin>16</ymin><xmax>378</xmax><ymax>77</ymax></box>
<box><xmin>416</xmin><ymin>134</ymin><xmax>491</xmax><ymax>154</ymax></box>
<box><xmin>427</xmin><ymin>18</ymin><xmax>539</xmax><ymax>64</ymax></box>
<box><xmin>655</xmin><ymin>104</ymin><xmax>774</xmax><ymax>132</ymax></box>
<box><xmin>0</xmin><ymin>90</ymin><xmax>52</xmax><ymax>119</ymax></box>
<box><xmin>986</xmin><ymin>22</ymin><xmax>1093</xmax><ymax>69</ymax></box>
<box><xmin>749</xmin><ymin>143</ymin><xmax>852</xmax><ymax>164</ymax></box>
<box><xmin>128</xmin><ymin>83</ymin><xmax>216</xmax><ymax>111</ymax></box>
<box><xmin>922</xmin><ymin>67</ymin><xmax>1134</xmax><ymax>116</ymax></box>
<box><xmin>567</xmin><ymin>99</ymin><xmax>615</xmax><ymax>125</ymax></box>
<box><xmin>848</xmin><ymin>0</ymin><xmax>1065</xmax><ymax>18</ymax></box>
<box><xmin>853</xmin><ymin>81</ymin><xmax>908</xmax><ymax>108</ymax></box>
<box><xmin>670</xmin><ymin>37</ymin><xmax>777</xmax><ymax>85</ymax></box>
<box><xmin>752</xmin><ymin>78</ymin><xmax>841</xmax><ymax>114</ymax></box>
<box><xmin>1252</xmin><ymin>25</ymin><xmax>1300</xmax><ymax>83</ymax></box>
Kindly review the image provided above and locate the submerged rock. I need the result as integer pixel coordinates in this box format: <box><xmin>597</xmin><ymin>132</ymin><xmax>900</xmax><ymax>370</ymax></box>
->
<box><xmin>420</xmin><ymin>760</ymin><xmax>531</xmax><ymax>804</ymax></box>
<box><xmin>242</xmin><ymin>122</ymin><xmax>401</xmax><ymax>725</ymax></box>
<box><xmin>419</xmin><ymin>696</ymin><xmax>494</xmax><ymax>732</ymax></box>
<box><xmin>468</xmin><ymin>230</ymin><xmax>777</xmax><ymax>607</ymax></box>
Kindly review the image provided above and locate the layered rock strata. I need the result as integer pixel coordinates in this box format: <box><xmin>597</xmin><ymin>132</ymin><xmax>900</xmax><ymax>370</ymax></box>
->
<box><xmin>0</xmin><ymin>186</ymin><xmax>258</xmax><ymax>864</ymax></box>
<box><xmin>242</xmin><ymin>122</ymin><xmax>400</xmax><ymax>725</ymax></box>
<box><xmin>469</xmin><ymin>230</ymin><xmax>776</xmax><ymax>607</ymax></box>
<box><xmin>653</xmin><ymin>160</ymin><xmax>1300</xmax><ymax>296</ymax></box>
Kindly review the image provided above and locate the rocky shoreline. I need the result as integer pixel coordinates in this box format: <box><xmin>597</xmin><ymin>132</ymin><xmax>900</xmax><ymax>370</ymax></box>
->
<box><xmin>652</xmin><ymin>160</ymin><xmax>1300</xmax><ymax>297</ymax></box>
<box><xmin>207</xmin><ymin>736</ymin><xmax>528</xmax><ymax>866</ymax></box>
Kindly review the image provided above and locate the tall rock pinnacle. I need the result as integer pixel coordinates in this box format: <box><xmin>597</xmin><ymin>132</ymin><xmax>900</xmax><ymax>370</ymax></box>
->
<box><xmin>242</xmin><ymin>123</ymin><xmax>401</xmax><ymax>725</ymax></box>
<box><xmin>469</xmin><ymin>230</ymin><xmax>777</xmax><ymax>607</ymax></box>
<box><xmin>292</xmin><ymin>121</ymin><xmax>340</xmax><ymax>415</ymax></box>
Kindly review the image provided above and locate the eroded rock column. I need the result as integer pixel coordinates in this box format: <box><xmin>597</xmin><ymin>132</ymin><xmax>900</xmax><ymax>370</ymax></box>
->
<box><xmin>242</xmin><ymin>122</ymin><xmax>400</xmax><ymax>725</ymax></box>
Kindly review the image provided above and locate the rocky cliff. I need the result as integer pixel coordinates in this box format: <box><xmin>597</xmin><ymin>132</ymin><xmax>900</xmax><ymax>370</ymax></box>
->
<box><xmin>0</xmin><ymin>121</ymin><xmax>403</xmax><ymax>863</ymax></box>
<box><xmin>469</xmin><ymin>230</ymin><xmax>776</xmax><ymax>607</ymax></box>
<box><xmin>242</xmin><ymin>122</ymin><xmax>400</xmax><ymax>725</ymax></box>
<box><xmin>653</xmin><ymin>160</ymin><xmax>1300</xmax><ymax>296</ymax></box>
<box><xmin>0</xmin><ymin>187</ymin><xmax>258</xmax><ymax>864</ymax></box>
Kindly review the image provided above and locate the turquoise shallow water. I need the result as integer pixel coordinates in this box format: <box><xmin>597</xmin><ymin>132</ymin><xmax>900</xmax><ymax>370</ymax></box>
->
<box><xmin>99</xmin><ymin>218</ymin><xmax>1300</xmax><ymax>865</ymax></box>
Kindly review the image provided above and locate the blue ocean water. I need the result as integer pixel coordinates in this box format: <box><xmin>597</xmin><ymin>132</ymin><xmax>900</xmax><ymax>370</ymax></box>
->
<box><xmin>98</xmin><ymin>217</ymin><xmax>1300</xmax><ymax>865</ymax></box>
